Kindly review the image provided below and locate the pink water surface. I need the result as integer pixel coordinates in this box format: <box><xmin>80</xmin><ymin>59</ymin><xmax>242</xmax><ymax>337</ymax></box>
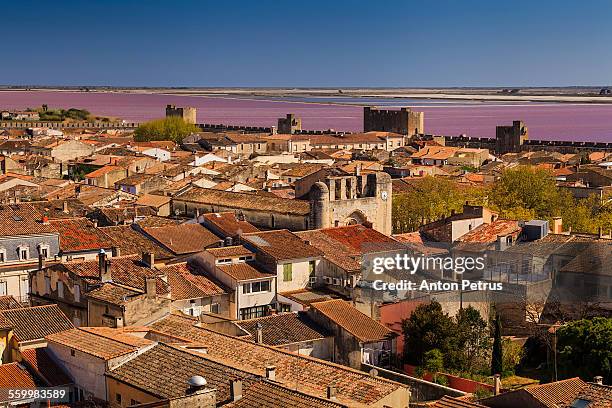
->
<box><xmin>1</xmin><ymin>91</ymin><xmax>611</xmax><ymax>142</ymax></box>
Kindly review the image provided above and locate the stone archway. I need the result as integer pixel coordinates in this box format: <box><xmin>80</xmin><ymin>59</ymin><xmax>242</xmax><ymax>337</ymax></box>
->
<box><xmin>344</xmin><ymin>210</ymin><xmax>367</xmax><ymax>226</ymax></box>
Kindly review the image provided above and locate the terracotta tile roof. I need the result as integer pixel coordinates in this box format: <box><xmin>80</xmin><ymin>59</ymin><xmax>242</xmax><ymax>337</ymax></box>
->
<box><xmin>224</xmin><ymin>380</ymin><xmax>349</xmax><ymax>408</ymax></box>
<box><xmin>143</xmin><ymin>224</ymin><xmax>221</xmax><ymax>255</ymax></box>
<box><xmin>201</xmin><ymin>212</ymin><xmax>260</xmax><ymax>237</ymax></box>
<box><xmin>55</xmin><ymin>255</ymin><xmax>170</xmax><ymax>295</ymax></box>
<box><xmin>175</xmin><ymin>187</ymin><xmax>311</xmax><ymax>216</ymax></box>
<box><xmin>101</xmin><ymin>225</ymin><xmax>173</xmax><ymax>260</ymax></box>
<box><xmin>525</xmin><ymin>377</ymin><xmax>588</xmax><ymax>408</ymax></box>
<box><xmin>0</xmin><ymin>295</ymin><xmax>21</xmax><ymax>310</ymax></box>
<box><xmin>79</xmin><ymin>326</ymin><xmax>155</xmax><ymax>348</ymax></box>
<box><xmin>163</xmin><ymin>263</ymin><xmax>227</xmax><ymax>300</ymax></box>
<box><xmin>218</xmin><ymin>263</ymin><xmax>274</xmax><ymax>281</ymax></box>
<box><xmin>279</xmin><ymin>289</ymin><xmax>337</xmax><ymax>307</ymax></box>
<box><xmin>564</xmin><ymin>383</ymin><xmax>612</xmax><ymax>408</ymax></box>
<box><xmin>0</xmin><ymin>304</ymin><xmax>74</xmax><ymax>342</ymax></box>
<box><xmin>0</xmin><ymin>363</ymin><xmax>42</xmax><ymax>391</ymax></box>
<box><xmin>482</xmin><ymin>377</ymin><xmax>592</xmax><ymax>408</ymax></box>
<box><xmin>28</xmin><ymin>198</ymin><xmax>91</xmax><ymax>219</ymax></box>
<box><xmin>309</xmin><ymin>300</ymin><xmax>395</xmax><ymax>343</ymax></box>
<box><xmin>559</xmin><ymin>242</ymin><xmax>612</xmax><ymax>276</ymax></box>
<box><xmin>429</xmin><ymin>396</ymin><xmax>487</xmax><ymax>408</ymax></box>
<box><xmin>85</xmin><ymin>282</ymin><xmax>143</xmax><ymax>305</ymax></box>
<box><xmin>295</xmin><ymin>230</ymin><xmax>361</xmax><ymax>273</ymax></box>
<box><xmin>20</xmin><ymin>348</ymin><xmax>72</xmax><ymax>386</ymax></box>
<box><xmin>242</xmin><ymin>230</ymin><xmax>323</xmax><ymax>261</ymax></box>
<box><xmin>206</xmin><ymin>245</ymin><xmax>254</xmax><ymax>258</ymax></box>
<box><xmin>106</xmin><ymin>342</ymin><xmax>258</xmax><ymax>402</ymax></box>
<box><xmin>316</xmin><ymin>225</ymin><xmax>405</xmax><ymax>253</ymax></box>
<box><xmin>50</xmin><ymin>218</ymin><xmax>114</xmax><ymax>253</ymax></box>
<box><xmin>412</xmin><ymin>146</ymin><xmax>459</xmax><ymax>160</ymax></box>
<box><xmin>85</xmin><ymin>165</ymin><xmax>124</xmax><ymax>178</ymax></box>
<box><xmin>147</xmin><ymin>314</ymin><xmax>406</xmax><ymax>406</ymax></box>
<box><xmin>457</xmin><ymin>220</ymin><xmax>521</xmax><ymax>243</ymax></box>
<box><xmin>0</xmin><ymin>314</ymin><xmax>13</xmax><ymax>330</ymax></box>
<box><xmin>134</xmin><ymin>193</ymin><xmax>171</xmax><ymax>208</ymax></box>
<box><xmin>46</xmin><ymin>328</ymin><xmax>141</xmax><ymax>360</ymax></box>
<box><xmin>281</xmin><ymin>163</ymin><xmax>326</xmax><ymax>178</ymax></box>
<box><xmin>237</xmin><ymin>312</ymin><xmax>330</xmax><ymax>346</ymax></box>
<box><xmin>0</xmin><ymin>203</ymin><xmax>58</xmax><ymax>236</ymax></box>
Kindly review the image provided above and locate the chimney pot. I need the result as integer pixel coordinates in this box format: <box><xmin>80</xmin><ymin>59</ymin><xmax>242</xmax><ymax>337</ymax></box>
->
<box><xmin>326</xmin><ymin>386</ymin><xmax>337</xmax><ymax>400</ymax></box>
<box><xmin>62</xmin><ymin>200</ymin><xmax>69</xmax><ymax>213</ymax></box>
<box><xmin>230</xmin><ymin>380</ymin><xmax>243</xmax><ymax>401</ymax></box>
<box><xmin>265</xmin><ymin>365</ymin><xmax>276</xmax><ymax>381</ymax></box>
<box><xmin>493</xmin><ymin>374</ymin><xmax>501</xmax><ymax>395</ymax></box>
<box><xmin>142</xmin><ymin>252</ymin><xmax>155</xmax><ymax>268</ymax></box>
<box><xmin>145</xmin><ymin>277</ymin><xmax>156</xmax><ymax>298</ymax></box>
<box><xmin>594</xmin><ymin>376</ymin><xmax>603</xmax><ymax>385</ymax></box>
<box><xmin>255</xmin><ymin>322</ymin><xmax>263</xmax><ymax>344</ymax></box>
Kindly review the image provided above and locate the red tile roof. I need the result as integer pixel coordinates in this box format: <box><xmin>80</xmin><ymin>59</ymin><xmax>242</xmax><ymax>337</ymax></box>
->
<box><xmin>143</xmin><ymin>224</ymin><xmax>221</xmax><ymax>254</ymax></box>
<box><xmin>0</xmin><ymin>203</ymin><xmax>58</xmax><ymax>237</ymax></box>
<box><xmin>317</xmin><ymin>224</ymin><xmax>405</xmax><ymax>253</ymax></box>
<box><xmin>20</xmin><ymin>348</ymin><xmax>72</xmax><ymax>386</ymax></box>
<box><xmin>237</xmin><ymin>312</ymin><xmax>330</xmax><ymax>346</ymax></box>
<box><xmin>309</xmin><ymin>299</ymin><xmax>395</xmax><ymax>343</ymax></box>
<box><xmin>218</xmin><ymin>263</ymin><xmax>274</xmax><ymax>281</ymax></box>
<box><xmin>164</xmin><ymin>263</ymin><xmax>227</xmax><ymax>300</ymax></box>
<box><xmin>147</xmin><ymin>314</ymin><xmax>406</xmax><ymax>406</ymax></box>
<box><xmin>50</xmin><ymin>218</ymin><xmax>114</xmax><ymax>252</ymax></box>
<box><xmin>202</xmin><ymin>212</ymin><xmax>260</xmax><ymax>237</ymax></box>
<box><xmin>0</xmin><ymin>304</ymin><xmax>74</xmax><ymax>342</ymax></box>
<box><xmin>55</xmin><ymin>255</ymin><xmax>170</xmax><ymax>295</ymax></box>
<box><xmin>46</xmin><ymin>328</ymin><xmax>142</xmax><ymax>360</ymax></box>
<box><xmin>0</xmin><ymin>363</ymin><xmax>41</xmax><ymax>390</ymax></box>
<box><xmin>242</xmin><ymin>229</ymin><xmax>323</xmax><ymax>261</ymax></box>
<box><xmin>457</xmin><ymin>220</ymin><xmax>521</xmax><ymax>243</ymax></box>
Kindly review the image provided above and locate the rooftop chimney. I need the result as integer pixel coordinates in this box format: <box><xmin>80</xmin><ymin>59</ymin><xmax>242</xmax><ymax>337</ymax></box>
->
<box><xmin>62</xmin><ymin>200</ymin><xmax>69</xmax><ymax>214</ymax></box>
<box><xmin>145</xmin><ymin>277</ymin><xmax>156</xmax><ymax>298</ymax></box>
<box><xmin>111</xmin><ymin>246</ymin><xmax>121</xmax><ymax>257</ymax></box>
<box><xmin>230</xmin><ymin>380</ymin><xmax>243</xmax><ymax>401</ymax></box>
<box><xmin>41</xmin><ymin>214</ymin><xmax>49</xmax><ymax>225</ymax></box>
<box><xmin>142</xmin><ymin>252</ymin><xmax>155</xmax><ymax>268</ymax></box>
<box><xmin>493</xmin><ymin>374</ymin><xmax>501</xmax><ymax>396</ymax></box>
<box><xmin>98</xmin><ymin>249</ymin><xmax>112</xmax><ymax>283</ymax></box>
<box><xmin>594</xmin><ymin>376</ymin><xmax>603</xmax><ymax>385</ymax></box>
<box><xmin>265</xmin><ymin>365</ymin><xmax>276</xmax><ymax>381</ymax></box>
<box><xmin>551</xmin><ymin>217</ymin><xmax>563</xmax><ymax>234</ymax></box>
<box><xmin>326</xmin><ymin>386</ymin><xmax>337</xmax><ymax>400</ymax></box>
<box><xmin>255</xmin><ymin>322</ymin><xmax>263</xmax><ymax>344</ymax></box>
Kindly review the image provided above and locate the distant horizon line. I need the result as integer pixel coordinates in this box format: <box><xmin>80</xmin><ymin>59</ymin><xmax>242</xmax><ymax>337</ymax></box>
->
<box><xmin>1</xmin><ymin>85</ymin><xmax>611</xmax><ymax>90</ymax></box>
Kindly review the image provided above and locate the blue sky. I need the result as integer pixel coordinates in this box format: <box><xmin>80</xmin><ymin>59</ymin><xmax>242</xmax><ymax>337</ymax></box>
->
<box><xmin>1</xmin><ymin>0</ymin><xmax>610</xmax><ymax>87</ymax></box>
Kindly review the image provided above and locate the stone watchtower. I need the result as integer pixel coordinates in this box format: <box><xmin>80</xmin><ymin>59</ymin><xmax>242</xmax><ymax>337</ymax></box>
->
<box><xmin>495</xmin><ymin>120</ymin><xmax>528</xmax><ymax>154</ymax></box>
<box><xmin>308</xmin><ymin>172</ymin><xmax>392</xmax><ymax>235</ymax></box>
<box><xmin>165</xmin><ymin>104</ymin><xmax>197</xmax><ymax>124</ymax></box>
<box><xmin>277</xmin><ymin>114</ymin><xmax>302</xmax><ymax>134</ymax></box>
<box><xmin>364</xmin><ymin>106</ymin><xmax>424</xmax><ymax>136</ymax></box>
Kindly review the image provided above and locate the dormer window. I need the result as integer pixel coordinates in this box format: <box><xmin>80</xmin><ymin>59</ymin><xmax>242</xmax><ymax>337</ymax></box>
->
<box><xmin>38</xmin><ymin>243</ymin><xmax>50</xmax><ymax>259</ymax></box>
<box><xmin>18</xmin><ymin>245</ymin><xmax>29</xmax><ymax>261</ymax></box>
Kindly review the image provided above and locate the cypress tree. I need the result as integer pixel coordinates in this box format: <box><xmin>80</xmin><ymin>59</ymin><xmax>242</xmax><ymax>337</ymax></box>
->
<box><xmin>491</xmin><ymin>314</ymin><xmax>503</xmax><ymax>375</ymax></box>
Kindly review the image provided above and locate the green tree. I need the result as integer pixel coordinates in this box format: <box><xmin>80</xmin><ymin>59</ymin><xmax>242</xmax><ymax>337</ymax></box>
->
<box><xmin>557</xmin><ymin>317</ymin><xmax>612</xmax><ymax>384</ymax></box>
<box><xmin>491</xmin><ymin>315</ymin><xmax>503</xmax><ymax>375</ymax></box>
<box><xmin>402</xmin><ymin>301</ymin><xmax>457</xmax><ymax>366</ymax></box>
<box><xmin>490</xmin><ymin>166</ymin><xmax>561</xmax><ymax>220</ymax></box>
<box><xmin>423</xmin><ymin>349</ymin><xmax>445</xmax><ymax>382</ymax></box>
<box><xmin>456</xmin><ymin>306</ymin><xmax>490</xmax><ymax>373</ymax></box>
<box><xmin>392</xmin><ymin>176</ymin><xmax>487</xmax><ymax>233</ymax></box>
<box><xmin>134</xmin><ymin>117</ymin><xmax>199</xmax><ymax>142</ymax></box>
